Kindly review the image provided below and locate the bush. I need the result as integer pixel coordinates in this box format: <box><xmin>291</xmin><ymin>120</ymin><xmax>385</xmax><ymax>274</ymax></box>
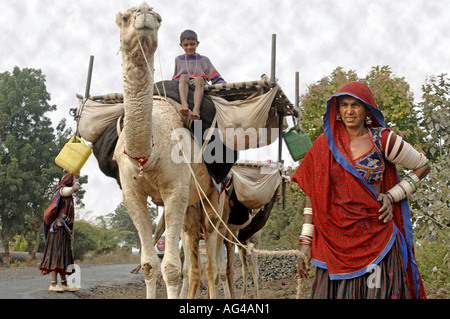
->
<box><xmin>415</xmin><ymin>236</ymin><xmax>450</xmax><ymax>292</ymax></box>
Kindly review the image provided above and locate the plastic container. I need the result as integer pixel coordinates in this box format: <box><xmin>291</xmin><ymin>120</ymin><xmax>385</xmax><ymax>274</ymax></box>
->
<box><xmin>283</xmin><ymin>126</ymin><xmax>312</xmax><ymax>161</ymax></box>
<box><xmin>55</xmin><ymin>136</ymin><xmax>92</xmax><ymax>175</ymax></box>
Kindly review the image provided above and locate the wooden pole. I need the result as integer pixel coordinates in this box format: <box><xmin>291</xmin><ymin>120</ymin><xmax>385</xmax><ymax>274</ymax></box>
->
<box><xmin>76</xmin><ymin>56</ymin><xmax>94</xmax><ymax>138</ymax></box>
<box><xmin>295</xmin><ymin>71</ymin><xmax>299</xmax><ymax>108</ymax></box>
<box><xmin>84</xmin><ymin>55</ymin><xmax>95</xmax><ymax>98</ymax></box>
<box><xmin>273</xmin><ymin>33</ymin><xmax>283</xmax><ymax>164</ymax></box>
<box><xmin>270</xmin><ymin>34</ymin><xmax>276</xmax><ymax>86</ymax></box>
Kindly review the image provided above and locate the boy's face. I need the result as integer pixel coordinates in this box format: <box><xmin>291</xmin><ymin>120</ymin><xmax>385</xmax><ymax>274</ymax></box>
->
<box><xmin>180</xmin><ymin>39</ymin><xmax>199</xmax><ymax>55</ymax></box>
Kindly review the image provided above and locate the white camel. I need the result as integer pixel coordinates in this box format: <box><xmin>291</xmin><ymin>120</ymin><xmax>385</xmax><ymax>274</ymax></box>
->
<box><xmin>114</xmin><ymin>3</ymin><xmax>222</xmax><ymax>299</ymax></box>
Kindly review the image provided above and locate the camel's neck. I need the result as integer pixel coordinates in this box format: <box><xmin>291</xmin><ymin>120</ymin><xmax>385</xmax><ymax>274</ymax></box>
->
<box><xmin>122</xmin><ymin>53</ymin><xmax>155</xmax><ymax>159</ymax></box>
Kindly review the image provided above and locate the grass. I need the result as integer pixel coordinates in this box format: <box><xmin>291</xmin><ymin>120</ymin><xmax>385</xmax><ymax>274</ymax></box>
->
<box><xmin>415</xmin><ymin>239</ymin><xmax>450</xmax><ymax>297</ymax></box>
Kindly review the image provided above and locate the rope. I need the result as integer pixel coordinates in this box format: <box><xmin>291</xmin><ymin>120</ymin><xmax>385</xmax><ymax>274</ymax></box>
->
<box><xmin>137</xmin><ymin>37</ymin><xmax>307</xmax><ymax>298</ymax></box>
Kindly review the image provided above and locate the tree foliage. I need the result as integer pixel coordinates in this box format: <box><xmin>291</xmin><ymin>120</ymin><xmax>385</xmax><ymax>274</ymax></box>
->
<box><xmin>105</xmin><ymin>201</ymin><xmax>157</xmax><ymax>251</ymax></box>
<box><xmin>299</xmin><ymin>66</ymin><xmax>417</xmax><ymax>143</ymax></box>
<box><xmin>71</xmin><ymin>201</ymin><xmax>158</xmax><ymax>260</ymax></box>
<box><xmin>410</xmin><ymin>74</ymin><xmax>449</xmax><ymax>242</ymax></box>
<box><xmin>0</xmin><ymin>66</ymin><xmax>85</xmax><ymax>261</ymax></box>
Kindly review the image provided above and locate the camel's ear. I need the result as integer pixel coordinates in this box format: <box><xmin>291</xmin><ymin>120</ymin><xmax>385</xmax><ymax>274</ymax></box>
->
<box><xmin>116</xmin><ymin>12</ymin><xmax>123</xmax><ymax>27</ymax></box>
<box><xmin>155</xmin><ymin>12</ymin><xmax>162</xmax><ymax>24</ymax></box>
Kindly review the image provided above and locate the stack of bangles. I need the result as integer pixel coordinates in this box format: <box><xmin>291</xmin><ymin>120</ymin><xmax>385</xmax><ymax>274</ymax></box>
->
<box><xmin>384</xmin><ymin>132</ymin><xmax>429</xmax><ymax>204</ymax></box>
<box><xmin>385</xmin><ymin>172</ymin><xmax>421</xmax><ymax>204</ymax></box>
<box><xmin>299</xmin><ymin>207</ymin><xmax>313</xmax><ymax>246</ymax></box>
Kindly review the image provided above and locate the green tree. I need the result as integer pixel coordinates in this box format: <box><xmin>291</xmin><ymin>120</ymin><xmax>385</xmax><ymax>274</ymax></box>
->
<box><xmin>72</xmin><ymin>220</ymin><xmax>101</xmax><ymax>260</ymax></box>
<box><xmin>364</xmin><ymin>66</ymin><xmax>422</xmax><ymax>146</ymax></box>
<box><xmin>410</xmin><ymin>74</ymin><xmax>449</xmax><ymax>241</ymax></box>
<box><xmin>299</xmin><ymin>66</ymin><xmax>416</xmax><ymax>143</ymax></box>
<box><xmin>0</xmin><ymin>66</ymin><xmax>84</xmax><ymax>263</ymax></box>
<box><xmin>105</xmin><ymin>202</ymin><xmax>157</xmax><ymax>253</ymax></box>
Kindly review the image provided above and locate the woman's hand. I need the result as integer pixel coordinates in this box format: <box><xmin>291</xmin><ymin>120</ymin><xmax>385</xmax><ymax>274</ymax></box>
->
<box><xmin>377</xmin><ymin>193</ymin><xmax>393</xmax><ymax>223</ymax></box>
<box><xmin>297</xmin><ymin>244</ymin><xmax>312</xmax><ymax>279</ymax></box>
<box><xmin>72</xmin><ymin>179</ymin><xmax>80</xmax><ymax>193</ymax></box>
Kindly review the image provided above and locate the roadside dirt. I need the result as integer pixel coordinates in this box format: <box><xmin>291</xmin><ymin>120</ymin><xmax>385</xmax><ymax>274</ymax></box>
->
<box><xmin>86</xmin><ymin>264</ymin><xmax>447</xmax><ymax>299</ymax></box>
<box><xmin>86</xmin><ymin>267</ymin><xmax>313</xmax><ymax>299</ymax></box>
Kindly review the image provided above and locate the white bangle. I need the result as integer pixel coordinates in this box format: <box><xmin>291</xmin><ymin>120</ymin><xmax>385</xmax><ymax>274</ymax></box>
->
<box><xmin>303</xmin><ymin>207</ymin><xmax>313</xmax><ymax>215</ymax></box>
<box><xmin>301</xmin><ymin>223</ymin><xmax>314</xmax><ymax>238</ymax></box>
<box><xmin>387</xmin><ymin>172</ymin><xmax>420</xmax><ymax>202</ymax></box>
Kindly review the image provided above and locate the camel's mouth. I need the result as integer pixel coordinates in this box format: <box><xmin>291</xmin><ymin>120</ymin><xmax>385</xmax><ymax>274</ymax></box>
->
<box><xmin>134</xmin><ymin>12</ymin><xmax>158</xmax><ymax>32</ymax></box>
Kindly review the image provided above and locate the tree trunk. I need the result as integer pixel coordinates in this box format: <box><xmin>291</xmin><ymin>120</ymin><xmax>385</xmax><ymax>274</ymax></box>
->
<box><xmin>1</xmin><ymin>238</ymin><xmax>11</xmax><ymax>267</ymax></box>
<box><xmin>28</xmin><ymin>223</ymin><xmax>43</xmax><ymax>261</ymax></box>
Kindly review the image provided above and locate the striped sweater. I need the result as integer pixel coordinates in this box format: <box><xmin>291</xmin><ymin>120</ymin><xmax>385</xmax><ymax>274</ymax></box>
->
<box><xmin>173</xmin><ymin>53</ymin><xmax>226</xmax><ymax>84</ymax></box>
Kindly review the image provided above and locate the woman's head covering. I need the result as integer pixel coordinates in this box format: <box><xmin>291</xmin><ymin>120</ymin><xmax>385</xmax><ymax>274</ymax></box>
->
<box><xmin>58</xmin><ymin>173</ymin><xmax>74</xmax><ymax>188</ymax></box>
<box><xmin>325</xmin><ymin>81</ymin><xmax>385</xmax><ymax>130</ymax></box>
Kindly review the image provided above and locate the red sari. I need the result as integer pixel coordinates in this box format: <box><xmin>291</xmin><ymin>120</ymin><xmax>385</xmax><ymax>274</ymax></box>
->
<box><xmin>292</xmin><ymin>82</ymin><xmax>425</xmax><ymax>298</ymax></box>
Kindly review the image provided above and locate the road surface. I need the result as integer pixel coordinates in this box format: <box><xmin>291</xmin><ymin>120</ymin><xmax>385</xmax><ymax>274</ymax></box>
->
<box><xmin>0</xmin><ymin>262</ymin><xmax>143</xmax><ymax>299</ymax></box>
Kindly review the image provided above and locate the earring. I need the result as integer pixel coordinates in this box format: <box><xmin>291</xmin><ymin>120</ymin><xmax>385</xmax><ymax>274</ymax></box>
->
<box><xmin>365</xmin><ymin>115</ymin><xmax>372</xmax><ymax>125</ymax></box>
<box><xmin>336</xmin><ymin>114</ymin><xmax>342</xmax><ymax>121</ymax></box>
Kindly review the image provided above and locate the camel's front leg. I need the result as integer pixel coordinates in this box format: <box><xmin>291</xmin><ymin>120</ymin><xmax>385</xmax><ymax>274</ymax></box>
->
<box><xmin>179</xmin><ymin>231</ymin><xmax>189</xmax><ymax>299</ymax></box>
<box><xmin>217</xmin><ymin>240</ymin><xmax>231</xmax><ymax>298</ymax></box>
<box><xmin>161</xmin><ymin>189</ymin><xmax>188</xmax><ymax>299</ymax></box>
<box><xmin>225</xmin><ymin>231</ymin><xmax>237</xmax><ymax>299</ymax></box>
<box><xmin>185</xmin><ymin>204</ymin><xmax>203</xmax><ymax>298</ymax></box>
<box><xmin>238</xmin><ymin>245</ymin><xmax>249</xmax><ymax>299</ymax></box>
<box><xmin>202</xmin><ymin>190</ymin><xmax>221</xmax><ymax>299</ymax></box>
<box><xmin>216</xmin><ymin>202</ymin><xmax>231</xmax><ymax>298</ymax></box>
<box><xmin>123</xmin><ymin>191</ymin><xmax>159</xmax><ymax>299</ymax></box>
<box><xmin>250</xmin><ymin>250</ymin><xmax>260</xmax><ymax>299</ymax></box>
<box><xmin>250</xmin><ymin>231</ymin><xmax>262</xmax><ymax>299</ymax></box>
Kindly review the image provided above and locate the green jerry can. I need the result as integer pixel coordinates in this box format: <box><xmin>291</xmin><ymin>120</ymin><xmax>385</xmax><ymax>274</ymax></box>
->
<box><xmin>283</xmin><ymin>125</ymin><xmax>312</xmax><ymax>161</ymax></box>
<box><xmin>55</xmin><ymin>135</ymin><xmax>92</xmax><ymax>175</ymax></box>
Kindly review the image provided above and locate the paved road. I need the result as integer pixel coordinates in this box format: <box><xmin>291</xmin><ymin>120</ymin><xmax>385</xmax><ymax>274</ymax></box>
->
<box><xmin>0</xmin><ymin>263</ymin><xmax>143</xmax><ymax>299</ymax></box>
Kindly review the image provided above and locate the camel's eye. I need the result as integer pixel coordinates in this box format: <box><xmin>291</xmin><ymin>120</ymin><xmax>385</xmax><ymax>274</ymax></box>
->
<box><xmin>122</xmin><ymin>16</ymin><xmax>129</xmax><ymax>23</ymax></box>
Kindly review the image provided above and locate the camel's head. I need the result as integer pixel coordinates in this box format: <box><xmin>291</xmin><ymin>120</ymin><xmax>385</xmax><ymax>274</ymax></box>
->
<box><xmin>116</xmin><ymin>3</ymin><xmax>161</xmax><ymax>63</ymax></box>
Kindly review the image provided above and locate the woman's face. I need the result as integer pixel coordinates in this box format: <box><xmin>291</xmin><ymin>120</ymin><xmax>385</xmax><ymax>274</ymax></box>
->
<box><xmin>338</xmin><ymin>96</ymin><xmax>368</xmax><ymax>130</ymax></box>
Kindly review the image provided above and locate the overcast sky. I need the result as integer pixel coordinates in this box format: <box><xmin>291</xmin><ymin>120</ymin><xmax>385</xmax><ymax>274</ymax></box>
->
<box><xmin>1</xmin><ymin>0</ymin><xmax>449</xmax><ymax>219</ymax></box>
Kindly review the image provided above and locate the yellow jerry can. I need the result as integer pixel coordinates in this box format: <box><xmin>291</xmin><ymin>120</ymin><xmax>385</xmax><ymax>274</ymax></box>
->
<box><xmin>55</xmin><ymin>136</ymin><xmax>92</xmax><ymax>175</ymax></box>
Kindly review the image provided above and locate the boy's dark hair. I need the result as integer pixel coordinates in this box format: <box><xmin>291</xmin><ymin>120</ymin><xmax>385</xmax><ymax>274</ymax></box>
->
<box><xmin>180</xmin><ymin>30</ymin><xmax>198</xmax><ymax>43</ymax></box>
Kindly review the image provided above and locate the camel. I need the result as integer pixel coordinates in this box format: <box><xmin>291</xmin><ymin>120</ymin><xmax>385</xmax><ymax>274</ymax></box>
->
<box><xmin>237</xmin><ymin>230</ymin><xmax>262</xmax><ymax>299</ymax></box>
<box><xmin>114</xmin><ymin>3</ymin><xmax>223</xmax><ymax>298</ymax></box>
<box><xmin>179</xmin><ymin>196</ymin><xmax>230</xmax><ymax>299</ymax></box>
<box><xmin>221</xmin><ymin>191</ymin><xmax>278</xmax><ymax>299</ymax></box>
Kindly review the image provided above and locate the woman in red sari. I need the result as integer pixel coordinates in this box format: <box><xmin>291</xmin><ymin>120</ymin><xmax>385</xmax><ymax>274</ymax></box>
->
<box><xmin>39</xmin><ymin>173</ymin><xmax>80</xmax><ymax>292</ymax></box>
<box><xmin>293</xmin><ymin>82</ymin><xmax>430</xmax><ymax>299</ymax></box>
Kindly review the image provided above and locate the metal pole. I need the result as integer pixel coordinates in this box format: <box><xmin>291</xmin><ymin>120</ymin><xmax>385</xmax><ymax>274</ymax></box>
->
<box><xmin>84</xmin><ymin>55</ymin><xmax>95</xmax><ymax>98</ymax></box>
<box><xmin>295</xmin><ymin>71</ymin><xmax>299</xmax><ymax>108</ymax></box>
<box><xmin>270</xmin><ymin>34</ymin><xmax>276</xmax><ymax>86</ymax></box>
<box><xmin>76</xmin><ymin>56</ymin><xmax>94</xmax><ymax>138</ymax></box>
<box><xmin>278</xmin><ymin>110</ymin><xmax>285</xmax><ymax>210</ymax></box>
